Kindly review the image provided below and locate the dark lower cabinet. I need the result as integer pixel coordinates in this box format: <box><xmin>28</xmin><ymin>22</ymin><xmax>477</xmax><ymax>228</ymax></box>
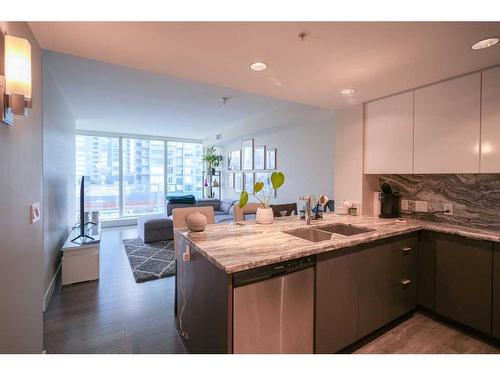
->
<box><xmin>315</xmin><ymin>230</ymin><xmax>497</xmax><ymax>353</ymax></box>
<box><xmin>435</xmin><ymin>233</ymin><xmax>493</xmax><ymax>334</ymax></box>
<box><xmin>493</xmin><ymin>244</ymin><xmax>500</xmax><ymax>339</ymax></box>
<box><xmin>357</xmin><ymin>242</ymin><xmax>392</xmax><ymax>339</ymax></box>
<box><xmin>315</xmin><ymin>250</ymin><xmax>358</xmax><ymax>353</ymax></box>
<box><xmin>417</xmin><ymin>231</ymin><xmax>436</xmax><ymax>310</ymax></box>
<box><xmin>316</xmin><ymin>235</ymin><xmax>419</xmax><ymax>352</ymax></box>
<box><xmin>390</xmin><ymin>235</ymin><xmax>418</xmax><ymax>320</ymax></box>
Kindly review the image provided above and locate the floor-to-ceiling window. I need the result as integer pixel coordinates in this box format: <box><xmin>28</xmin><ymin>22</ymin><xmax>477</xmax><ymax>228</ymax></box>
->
<box><xmin>166</xmin><ymin>141</ymin><xmax>204</xmax><ymax>197</ymax></box>
<box><xmin>75</xmin><ymin>135</ymin><xmax>120</xmax><ymax>219</ymax></box>
<box><xmin>75</xmin><ymin>133</ymin><xmax>203</xmax><ymax>220</ymax></box>
<box><xmin>122</xmin><ymin>138</ymin><xmax>165</xmax><ymax>216</ymax></box>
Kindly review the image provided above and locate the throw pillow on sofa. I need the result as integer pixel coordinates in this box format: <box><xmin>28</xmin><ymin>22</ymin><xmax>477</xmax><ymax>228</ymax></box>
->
<box><xmin>166</xmin><ymin>194</ymin><xmax>196</xmax><ymax>204</ymax></box>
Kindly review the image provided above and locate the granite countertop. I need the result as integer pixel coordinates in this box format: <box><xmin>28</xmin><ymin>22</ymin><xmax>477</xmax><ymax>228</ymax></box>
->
<box><xmin>175</xmin><ymin>213</ymin><xmax>500</xmax><ymax>274</ymax></box>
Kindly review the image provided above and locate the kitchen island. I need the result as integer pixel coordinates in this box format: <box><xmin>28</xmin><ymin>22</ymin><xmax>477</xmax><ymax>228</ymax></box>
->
<box><xmin>174</xmin><ymin>213</ymin><xmax>500</xmax><ymax>353</ymax></box>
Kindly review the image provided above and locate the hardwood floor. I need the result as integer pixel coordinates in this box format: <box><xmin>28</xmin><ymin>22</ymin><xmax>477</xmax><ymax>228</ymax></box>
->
<box><xmin>43</xmin><ymin>226</ymin><xmax>186</xmax><ymax>354</ymax></box>
<box><xmin>44</xmin><ymin>226</ymin><xmax>499</xmax><ymax>354</ymax></box>
<box><xmin>355</xmin><ymin>313</ymin><xmax>499</xmax><ymax>354</ymax></box>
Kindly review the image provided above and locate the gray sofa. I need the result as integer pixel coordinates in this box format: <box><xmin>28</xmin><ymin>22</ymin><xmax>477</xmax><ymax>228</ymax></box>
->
<box><xmin>137</xmin><ymin>214</ymin><xmax>174</xmax><ymax>243</ymax></box>
<box><xmin>166</xmin><ymin>198</ymin><xmax>238</xmax><ymax>224</ymax></box>
<box><xmin>138</xmin><ymin>198</ymin><xmax>238</xmax><ymax>243</ymax></box>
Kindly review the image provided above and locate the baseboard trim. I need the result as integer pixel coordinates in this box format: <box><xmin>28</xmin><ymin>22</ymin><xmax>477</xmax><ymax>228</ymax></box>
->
<box><xmin>417</xmin><ymin>307</ymin><xmax>500</xmax><ymax>348</ymax></box>
<box><xmin>101</xmin><ymin>218</ymin><xmax>137</xmax><ymax>228</ymax></box>
<box><xmin>338</xmin><ymin>310</ymin><xmax>416</xmax><ymax>353</ymax></box>
<box><xmin>43</xmin><ymin>262</ymin><xmax>61</xmax><ymax>312</ymax></box>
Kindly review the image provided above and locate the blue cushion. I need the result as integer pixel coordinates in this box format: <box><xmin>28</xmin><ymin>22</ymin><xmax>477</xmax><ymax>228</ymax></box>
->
<box><xmin>166</xmin><ymin>194</ymin><xmax>196</xmax><ymax>204</ymax></box>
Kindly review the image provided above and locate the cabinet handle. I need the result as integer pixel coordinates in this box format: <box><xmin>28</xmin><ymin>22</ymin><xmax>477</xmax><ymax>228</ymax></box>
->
<box><xmin>402</xmin><ymin>247</ymin><xmax>412</xmax><ymax>255</ymax></box>
<box><xmin>401</xmin><ymin>279</ymin><xmax>412</xmax><ymax>287</ymax></box>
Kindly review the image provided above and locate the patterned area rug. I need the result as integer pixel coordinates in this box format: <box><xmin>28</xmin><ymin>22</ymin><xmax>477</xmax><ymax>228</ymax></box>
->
<box><xmin>122</xmin><ymin>238</ymin><xmax>175</xmax><ymax>283</ymax></box>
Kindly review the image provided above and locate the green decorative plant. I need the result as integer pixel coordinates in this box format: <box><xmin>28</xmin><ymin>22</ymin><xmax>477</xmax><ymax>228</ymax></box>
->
<box><xmin>239</xmin><ymin>171</ymin><xmax>285</xmax><ymax>208</ymax></box>
<box><xmin>202</xmin><ymin>146</ymin><xmax>223</xmax><ymax>172</ymax></box>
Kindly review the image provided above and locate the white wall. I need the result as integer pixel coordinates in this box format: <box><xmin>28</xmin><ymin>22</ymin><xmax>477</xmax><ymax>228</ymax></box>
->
<box><xmin>0</xmin><ymin>22</ymin><xmax>44</xmax><ymax>353</ymax></box>
<box><xmin>42</xmin><ymin>58</ymin><xmax>76</xmax><ymax>310</ymax></box>
<box><xmin>334</xmin><ymin>105</ymin><xmax>364</xmax><ymax>207</ymax></box>
<box><xmin>334</xmin><ymin>104</ymin><xmax>379</xmax><ymax>215</ymax></box>
<box><xmin>217</xmin><ymin>106</ymin><xmax>336</xmax><ymax>208</ymax></box>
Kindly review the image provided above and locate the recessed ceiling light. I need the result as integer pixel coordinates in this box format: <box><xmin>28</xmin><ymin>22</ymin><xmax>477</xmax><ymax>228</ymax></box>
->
<box><xmin>339</xmin><ymin>88</ymin><xmax>356</xmax><ymax>96</ymax></box>
<box><xmin>472</xmin><ymin>37</ymin><xmax>499</xmax><ymax>50</ymax></box>
<box><xmin>249</xmin><ymin>62</ymin><xmax>268</xmax><ymax>72</ymax></box>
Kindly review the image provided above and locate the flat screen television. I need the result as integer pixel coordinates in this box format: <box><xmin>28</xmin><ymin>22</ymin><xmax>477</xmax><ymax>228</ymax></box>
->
<box><xmin>71</xmin><ymin>176</ymin><xmax>95</xmax><ymax>243</ymax></box>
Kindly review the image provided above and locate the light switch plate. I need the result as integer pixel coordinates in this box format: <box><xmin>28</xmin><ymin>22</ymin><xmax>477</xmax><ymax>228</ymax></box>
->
<box><xmin>415</xmin><ymin>200</ymin><xmax>428</xmax><ymax>212</ymax></box>
<box><xmin>30</xmin><ymin>202</ymin><xmax>41</xmax><ymax>223</ymax></box>
<box><xmin>444</xmin><ymin>203</ymin><xmax>453</xmax><ymax>216</ymax></box>
<box><xmin>401</xmin><ymin>199</ymin><xmax>409</xmax><ymax>211</ymax></box>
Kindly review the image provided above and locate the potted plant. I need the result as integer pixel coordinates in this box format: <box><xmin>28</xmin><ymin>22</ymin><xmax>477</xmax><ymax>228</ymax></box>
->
<box><xmin>238</xmin><ymin>171</ymin><xmax>285</xmax><ymax>224</ymax></box>
<box><xmin>202</xmin><ymin>146</ymin><xmax>223</xmax><ymax>175</ymax></box>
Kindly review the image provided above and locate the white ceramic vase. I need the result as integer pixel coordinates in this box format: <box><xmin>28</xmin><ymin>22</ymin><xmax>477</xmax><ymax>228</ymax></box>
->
<box><xmin>256</xmin><ymin>207</ymin><xmax>274</xmax><ymax>224</ymax></box>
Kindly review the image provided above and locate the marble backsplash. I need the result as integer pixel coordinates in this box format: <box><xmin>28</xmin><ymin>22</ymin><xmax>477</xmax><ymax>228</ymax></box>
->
<box><xmin>379</xmin><ymin>174</ymin><xmax>500</xmax><ymax>231</ymax></box>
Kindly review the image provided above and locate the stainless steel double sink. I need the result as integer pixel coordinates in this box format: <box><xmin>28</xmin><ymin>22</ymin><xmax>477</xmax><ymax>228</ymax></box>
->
<box><xmin>283</xmin><ymin>223</ymin><xmax>374</xmax><ymax>242</ymax></box>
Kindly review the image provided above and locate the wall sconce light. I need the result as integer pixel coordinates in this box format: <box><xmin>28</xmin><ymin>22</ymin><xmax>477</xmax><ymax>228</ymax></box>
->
<box><xmin>1</xmin><ymin>33</ymin><xmax>32</xmax><ymax>125</ymax></box>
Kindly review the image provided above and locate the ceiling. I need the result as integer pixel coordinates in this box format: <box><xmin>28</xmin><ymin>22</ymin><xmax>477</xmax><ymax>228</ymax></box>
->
<box><xmin>43</xmin><ymin>51</ymin><xmax>295</xmax><ymax>139</ymax></box>
<box><xmin>31</xmin><ymin>22</ymin><xmax>500</xmax><ymax>110</ymax></box>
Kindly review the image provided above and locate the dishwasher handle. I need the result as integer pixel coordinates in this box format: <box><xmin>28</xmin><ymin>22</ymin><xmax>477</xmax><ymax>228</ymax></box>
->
<box><xmin>233</xmin><ymin>256</ymin><xmax>315</xmax><ymax>288</ymax></box>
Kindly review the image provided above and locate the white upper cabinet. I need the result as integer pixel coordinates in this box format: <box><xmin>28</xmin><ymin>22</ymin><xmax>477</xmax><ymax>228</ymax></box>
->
<box><xmin>364</xmin><ymin>92</ymin><xmax>414</xmax><ymax>174</ymax></box>
<box><xmin>481</xmin><ymin>66</ymin><xmax>500</xmax><ymax>173</ymax></box>
<box><xmin>414</xmin><ymin>73</ymin><xmax>481</xmax><ymax>173</ymax></box>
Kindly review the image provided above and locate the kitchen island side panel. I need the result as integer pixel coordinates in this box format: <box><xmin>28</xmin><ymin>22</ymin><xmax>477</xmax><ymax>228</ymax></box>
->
<box><xmin>175</xmin><ymin>236</ymin><xmax>233</xmax><ymax>353</ymax></box>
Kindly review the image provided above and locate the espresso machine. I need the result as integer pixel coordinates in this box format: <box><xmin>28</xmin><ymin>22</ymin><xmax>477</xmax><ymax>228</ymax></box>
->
<box><xmin>379</xmin><ymin>182</ymin><xmax>400</xmax><ymax>218</ymax></box>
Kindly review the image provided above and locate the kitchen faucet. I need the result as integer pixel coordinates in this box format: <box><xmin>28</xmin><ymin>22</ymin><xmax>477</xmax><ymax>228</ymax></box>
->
<box><xmin>299</xmin><ymin>195</ymin><xmax>312</xmax><ymax>225</ymax></box>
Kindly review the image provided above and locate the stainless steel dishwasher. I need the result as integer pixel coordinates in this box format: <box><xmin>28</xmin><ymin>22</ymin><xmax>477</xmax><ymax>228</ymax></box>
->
<box><xmin>233</xmin><ymin>256</ymin><xmax>315</xmax><ymax>354</ymax></box>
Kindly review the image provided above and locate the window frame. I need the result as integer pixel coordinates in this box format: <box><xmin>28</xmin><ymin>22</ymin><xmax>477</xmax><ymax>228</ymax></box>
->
<box><xmin>75</xmin><ymin>130</ymin><xmax>203</xmax><ymax>220</ymax></box>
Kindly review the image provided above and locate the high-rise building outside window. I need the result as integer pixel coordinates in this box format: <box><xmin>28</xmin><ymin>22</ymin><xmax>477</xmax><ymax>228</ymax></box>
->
<box><xmin>75</xmin><ymin>134</ymin><xmax>203</xmax><ymax>220</ymax></box>
<box><xmin>75</xmin><ymin>135</ymin><xmax>120</xmax><ymax>219</ymax></box>
<box><xmin>166</xmin><ymin>141</ymin><xmax>203</xmax><ymax>198</ymax></box>
<box><xmin>122</xmin><ymin>138</ymin><xmax>165</xmax><ymax>216</ymax></box>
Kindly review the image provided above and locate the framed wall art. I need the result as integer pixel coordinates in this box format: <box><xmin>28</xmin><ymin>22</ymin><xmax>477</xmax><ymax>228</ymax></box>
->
<box><xmin>254</xmin><ymin>145</ymin><xmax>265</xmax><ymax>170</ymax></box>
<box><xmin>255</xmin><ymin>172</ymin><xmax>276</xmax><ymax>198</ymax></box>
<box><xmin>228</xmin><ymin>172</ymin><xmax>235</xmax><ymax>189</ymax></box>
<box><xmin>242</xmin><ymin>139</ymin><xmax>254</xmax><ymax>170</ymax></box>
<box><xmin>235</xmin><ymin>172</ymin><xmax>243</xmax><ymax>192</ymax></box>
<box><xmin>229</xmin><ymin>150</ymin><xmax>241</xmax><ymax>170</ymax></box>
<box><xmin>266</xmin><ymin>148</ymin><xmax>276</xmax><ymax>170</ymax></box>
<box><xmin>244</xmin><ymin>172</ymin><xmax>254</xmax><ymax>194</ymax></box>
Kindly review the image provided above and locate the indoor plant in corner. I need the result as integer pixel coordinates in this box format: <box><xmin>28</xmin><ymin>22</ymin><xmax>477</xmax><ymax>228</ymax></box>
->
<box><xmin>238</xmin><ymin>171</ymin><xmax>285</xmax><ymax>224</ymax></box>
<box><xmin>202</xmin><ymin>146</ymin><xmax>223</xmax><ymax>198</ymax></box>
<box><xmin>202</xmin><ymin>146</ymin><xmax>223</xmax><ymax>175</ymax></box>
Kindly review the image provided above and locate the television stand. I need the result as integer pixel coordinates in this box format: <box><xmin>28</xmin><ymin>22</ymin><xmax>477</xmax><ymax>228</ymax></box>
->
<box><xmin>70</xmin><ymin>222</ymin><xmax>98</xmax><ymax>244</ymax></box>
<box><xmin>62</xmin><ymin>224</ymin><xmax>101</xmax><ymax>285</ymax></box>
<box><xmin>70</xmin><ymin>233</ymin><xmax>95</xmax><ymax>244</ymax></box>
